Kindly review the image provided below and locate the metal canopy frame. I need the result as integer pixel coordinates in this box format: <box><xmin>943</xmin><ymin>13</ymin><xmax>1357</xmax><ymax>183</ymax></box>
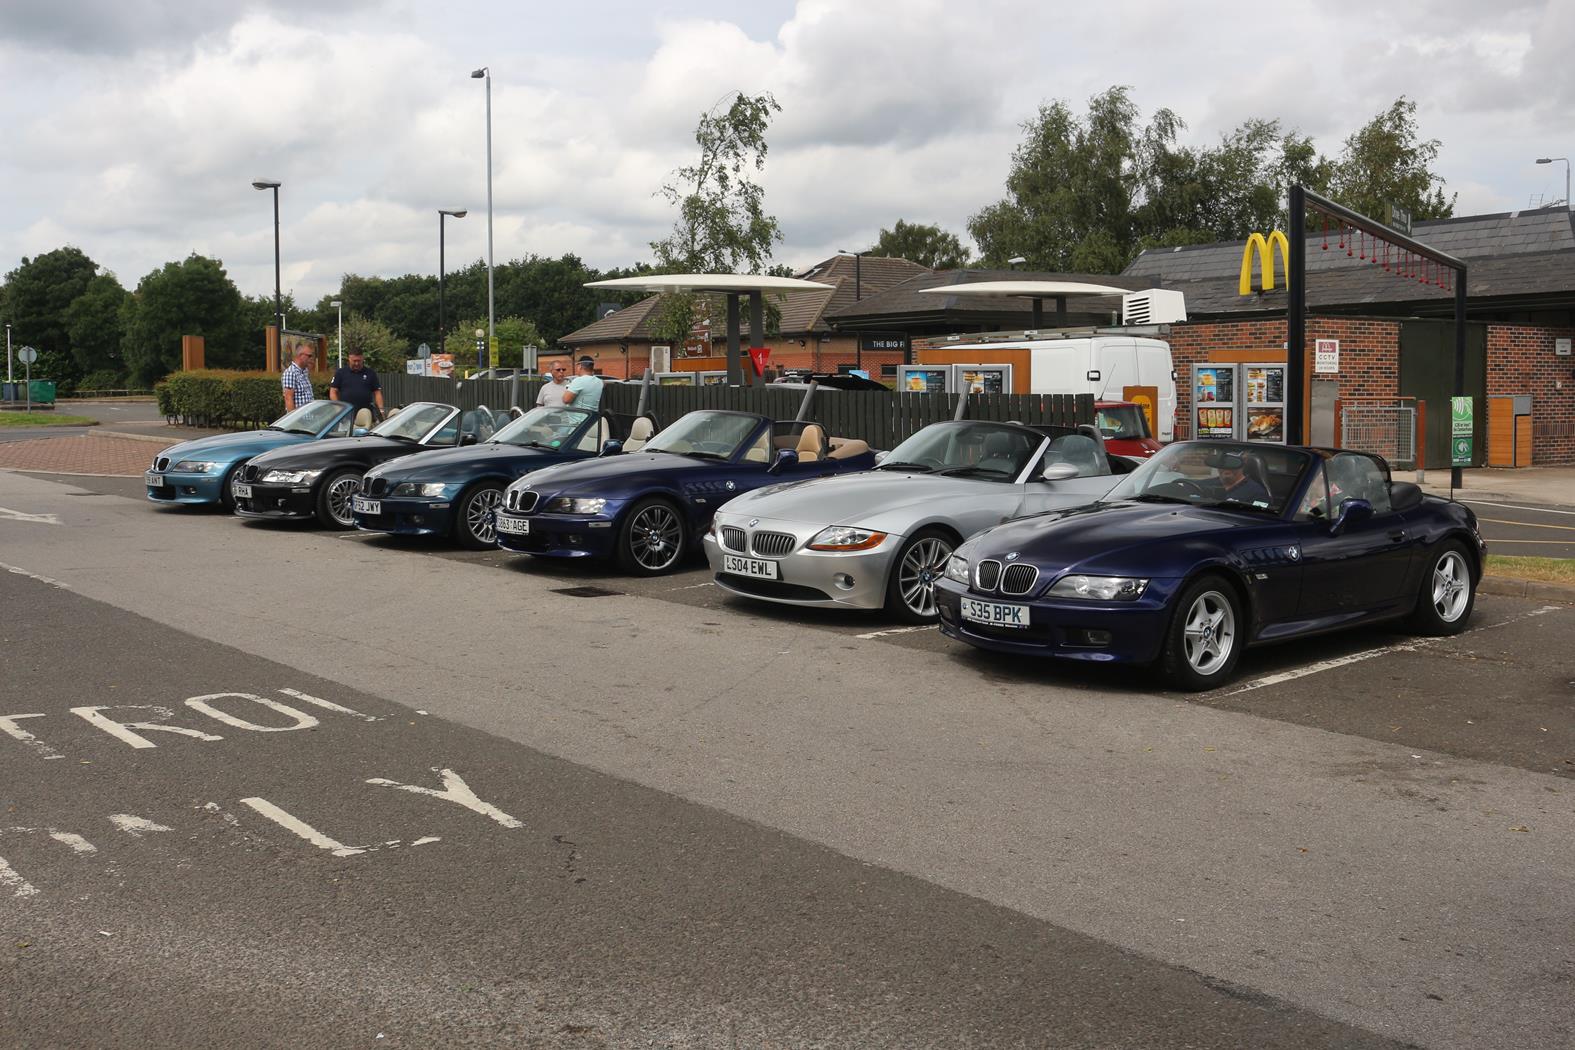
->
<box><xmin>1287</xmin><ymin>185</ymin><xmax>1470</xmax><ymax>486</ymax></box>
<box><xmin>920</xmin><ymin>280</ymin><xmax>1130</xmax><ymax>328</ymax></box>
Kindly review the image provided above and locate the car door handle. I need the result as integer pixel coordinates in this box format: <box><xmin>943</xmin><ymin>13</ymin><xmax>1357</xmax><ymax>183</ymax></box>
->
<box><xmin>1388</xmin><ymin>529</ymin><xmax>1407</xmax><ymax>542</ymax></box>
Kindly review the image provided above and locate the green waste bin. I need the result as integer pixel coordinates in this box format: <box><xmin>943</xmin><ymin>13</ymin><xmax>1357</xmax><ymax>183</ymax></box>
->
<box><xmin>27</xmin><ymin>380</ymin><xmax>57</xmax><ymax>405</ymax></box>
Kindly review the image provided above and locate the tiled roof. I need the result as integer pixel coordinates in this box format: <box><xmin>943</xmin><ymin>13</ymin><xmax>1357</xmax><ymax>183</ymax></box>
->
<box><xmin>823</xmin><ymin>268</ymin><xmax>1148</xmax><ymax>323</ymax></box>
<box><xmin>560</xmin><ymin>255</ymin><xmax>932</xmax><ymax>344</ymax></box>
<box><xmin>1122</xmin><ymin>206</ymin><xmax>1575</xmax><ymax>315</ymax></box>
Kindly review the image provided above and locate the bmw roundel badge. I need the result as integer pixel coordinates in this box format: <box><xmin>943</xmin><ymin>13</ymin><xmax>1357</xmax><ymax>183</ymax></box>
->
<box><xmin>1288</xmin><ymin>545</ymin><xmax>1301</xmax><ymax>562</ymax></box>
<box><xmin>1005</xmin><ymin>552</ymin><xmax>1019</xmax><ymax>562</ymax></box>
<box><xmin>725</xmin><ymin>480</ymin><xmax>736</xmax><ymax>490</ymax></box>
<box><xmin>748</xmin><ymin>518</ymin><xmax>759</xmax><ymax>528</ymax></box>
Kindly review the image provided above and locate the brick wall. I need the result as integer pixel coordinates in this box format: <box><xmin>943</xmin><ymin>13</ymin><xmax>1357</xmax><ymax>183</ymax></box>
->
<box><xmin>1169</xmin><ymin>316</ymin><xmax>1575</xmax><ymax>463</ymax></box>
<box><xmin>1487</xmin><ymin>324</ymin><xmax>1575</xmax><ymax>463</ymax></box>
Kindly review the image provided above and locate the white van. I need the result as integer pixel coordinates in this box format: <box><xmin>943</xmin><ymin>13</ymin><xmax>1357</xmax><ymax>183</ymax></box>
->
<box><xmin>941</xmin><ymin>335</ymin><xmax>1177</xmax><ymax>441</ymax></box>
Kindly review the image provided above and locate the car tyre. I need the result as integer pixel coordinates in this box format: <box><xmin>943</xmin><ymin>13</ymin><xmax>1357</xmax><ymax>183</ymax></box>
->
<box><xmin>1158</xmin><ymin>574</ymin><xmax>1244</xmax><ymax>691</ymax></box>
<box><xmin>315</xmin><ymin>468</ymin><xmax>363</xmax><ymax>530</ymax></box>
<box><xmin>452</xmin><ymin>481</ymin><xmax>505</xmax><ymax>550</ymax></box>
<box><xmin>1407</xmin><ymin>541</ymin><xmax>1475</xmax><ymax>636</ymax></box>
<box><xmin>883</xmin><ymin>528</ymin><xmax>955</xmax><ymax>623</ymax></box>
<box><xmin>616</xmin><ymin>497</ymin><xmax>687</xmax><ymax>576</ymax></box>
<box><xmin>218</xmin><ymin>463</ymin><xmax>243</xmax><ymax>512</ymax></box>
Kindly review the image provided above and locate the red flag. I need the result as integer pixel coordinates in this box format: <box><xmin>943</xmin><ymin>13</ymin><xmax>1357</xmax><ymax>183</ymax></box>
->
<box><xmin>748</xmin><ymin>346</ymin><xmax>771</xmax><ymax>375</ymax></box>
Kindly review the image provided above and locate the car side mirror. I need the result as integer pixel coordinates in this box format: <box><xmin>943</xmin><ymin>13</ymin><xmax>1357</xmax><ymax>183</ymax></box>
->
<box><xmin>1330</xmin><ymin>498</ymin><xmax>1372</xmax><ymax>535</ymax></box>
<box><xmin>1389</xmin><ymin>481</ymin><xmax>1423</xmax><ymax>511</ymax></box>
<box><xmin>1040</xmin><ymin>462</ymin><xmax>1079</xmax><ymax>482</ymax></box>
<box><xmin>352</xmin><ymin>426</ymin><xmax>369</xmax><ymax>437</ymax></box>
<box><xmin>600</xmin><ymin>439</ymin><xmax>624</xmax><ymax>457</ymax></box>
<box><xmin>768</xmin><ymin>448</ymin><xmax>798</xmax><ymax>475</ymax></box>
<box><xmin>873</xmin><ymin>450</ymin><xmax>888</xmax><ymax>464</ymax></box>
<box><xmin>458</xmin><ymin>432</ymin><xmax>478</xmax><ymax>447</ymax></box>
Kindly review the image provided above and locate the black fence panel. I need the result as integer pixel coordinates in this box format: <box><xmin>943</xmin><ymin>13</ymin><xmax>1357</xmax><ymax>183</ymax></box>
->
<box><xmin>379</xmin><ymin>373</ymin><xmax>1092</xmax><ymax>449</ymax></box>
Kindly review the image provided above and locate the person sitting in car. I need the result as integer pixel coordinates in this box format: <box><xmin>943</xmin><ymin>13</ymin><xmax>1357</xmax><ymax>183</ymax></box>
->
<box><xmin>1213</xmin><ymin>450</ymin><xmax>1270</xmax><ymax>506</ymax></box>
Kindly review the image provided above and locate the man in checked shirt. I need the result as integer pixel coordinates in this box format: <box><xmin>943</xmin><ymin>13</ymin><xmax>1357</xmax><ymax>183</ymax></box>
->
<box><xmin>282</xmin><ymin>344</ymin><xmax>316</xmax><ymax>411</ymax></box>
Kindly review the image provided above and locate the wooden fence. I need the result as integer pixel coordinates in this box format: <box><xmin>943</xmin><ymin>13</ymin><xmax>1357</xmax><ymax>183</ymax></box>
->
<box><xmin>380</xmin><ymin>373</ymin><xmax>1094</xmax><ymax>449</ymax></box>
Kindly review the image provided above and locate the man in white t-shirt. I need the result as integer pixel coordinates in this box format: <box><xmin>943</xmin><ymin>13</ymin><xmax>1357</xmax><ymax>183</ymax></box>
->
<box><xmin>535</xmin><ymin>360</ymin><xmax>571</xmax><ymax>407</ymax></box>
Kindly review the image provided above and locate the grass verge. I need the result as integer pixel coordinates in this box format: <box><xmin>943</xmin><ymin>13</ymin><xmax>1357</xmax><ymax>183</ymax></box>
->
<box><xmin>0</xmin><ymin>411</ymin><xmax>99</xmax><ymax>428</ymax></box>
<box><xmin>1485</xmin><ymin>555</ymin><xmax>1575</xmax><ymax>585</ymax></box>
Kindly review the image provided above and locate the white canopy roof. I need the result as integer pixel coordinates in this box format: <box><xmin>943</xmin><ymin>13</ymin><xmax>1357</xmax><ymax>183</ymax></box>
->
<box><xmin>584</xmin><ymin>274</ymin><xmax>833</xmax><ymax>294</ymax></box>
<box><xmin>919</xmin><ymin>280</ymin><xmax>1131</xmax><ymax>298</ymax></box>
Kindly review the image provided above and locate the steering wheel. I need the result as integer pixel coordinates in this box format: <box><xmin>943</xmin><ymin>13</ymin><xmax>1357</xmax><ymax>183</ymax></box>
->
<box><xmin>692</xmin><ymin>440</ymin><xmax>733</xmax><ymax>455</ymax></box>
<box><xmin>1161</xmin><ymin>478</ymin><xmax>1207</xmax><ymax>499</ymax></box>
<box><xmin>914</xmin><ymin>454</ymin><xmax>948</xmax><ymax>470</ymax></box>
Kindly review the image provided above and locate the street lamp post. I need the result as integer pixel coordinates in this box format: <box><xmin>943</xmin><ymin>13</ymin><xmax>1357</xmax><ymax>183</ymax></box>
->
<box><xmin>330</xmin><ymin>299</ymin><xmax>343</xmax><ymax>368</ymax></box>
<box><xmin>4</xmin><ymin>322</ymin><xmax>11</xmax><ymax>384</ymax></box>
<box><xmin>838</xmin><ymin>249</ymin><xmax>868</xmax><ymax>372</ymax></box>
<box><xmin>438</xmin><ymin>209</ymin><xmax>468</xmax><ymax>347</ymax></box>
<box><xmin>1536</xmin><ymin>157</ymin><xmax>1570</xmax><ymax>210</ymax></box>
<box><xmin>470</xmin><ymin>66</ymin><xmax>495</xmax><ymax>369</ymax></box>
<box><xmin>251</xmin><ymin>179</ymin><xmax>283</xmax><ymax>339</ymax></box>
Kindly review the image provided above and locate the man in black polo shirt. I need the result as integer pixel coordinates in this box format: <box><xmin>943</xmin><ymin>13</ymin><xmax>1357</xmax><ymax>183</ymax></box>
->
<box><xmin>329</xmin><ymin>349</ymin><xmax>384</xmax><ymax>418</ymax></box>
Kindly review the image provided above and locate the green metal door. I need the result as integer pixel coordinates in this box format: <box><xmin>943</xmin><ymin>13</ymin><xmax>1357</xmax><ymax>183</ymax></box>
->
<box><xmin>1397</xmin><ymin>320</ymin><xmax>1486</xmax><ymax>469</ymax></box>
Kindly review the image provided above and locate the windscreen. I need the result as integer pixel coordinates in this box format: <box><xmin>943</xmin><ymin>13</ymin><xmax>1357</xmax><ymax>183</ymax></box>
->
<box><xmin>643</xmin><ymin>412</ymin><xmax>762</xmax><ymax>459</ymax></box>
<box><xmin>1101</xmin><ymin>440</ymin><xmax>1312</xmax><ymax>515</ymax></box>
<box><xmin>1096</xmin><ymin>405</ymin><xmax>1150</xmax><ymax>440</ymax></box>
<box><xmin>878</xmin><ymin>422</ymin><xmax>1044</xmax><ymax>480</ymax></box>
<box><xmin>372</xmin><ymin>403</ymin><xmax>453</xmax><ymax>441</ymax></box>
<box><xmin>270</xmin><ymin>401</ymin><xmax>344</xmax><ymax>434</ymax></box>
<box><xmin>493</xmin><ymin>406</ymin><xmax>596</xmax><ymax>448</ymax></box>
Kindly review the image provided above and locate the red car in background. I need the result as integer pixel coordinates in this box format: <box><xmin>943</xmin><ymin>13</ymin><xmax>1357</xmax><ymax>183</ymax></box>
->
<box><xmin>1095</xmin><ymin>401</ymin><xmax>1164</xmax><ymax>458</ymax></box>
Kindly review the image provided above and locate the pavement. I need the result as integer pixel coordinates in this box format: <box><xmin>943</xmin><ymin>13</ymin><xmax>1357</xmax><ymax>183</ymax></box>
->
<box><xmin>0</xmin><ymin>466</ymin><xmax>1572</xmax><ymax>1049</ymax></box>
<box><xmin>1420</xmin><ymin>464</ymin><xmax>1575</xmax><ymax>508</ymax></box>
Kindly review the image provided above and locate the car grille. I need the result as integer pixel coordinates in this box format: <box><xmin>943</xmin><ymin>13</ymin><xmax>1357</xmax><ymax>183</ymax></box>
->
<box><xmin>155</xmin><ymin>456</ymin><xmax>170</xmax><ymax>471</ymax></box>
<box><xmin>716</xmin><ymin>575</ymin><xmax>829</xmax><ymax>602</ymax></box>
<box><xmin>1000</xmin><ymin>564</ymin><xmax>1040</xmax><ymax>596</ymax></box>
<box><xmin>976</xmin><ymin>559</ymin><xmax>1002</xmax><ymax>591</ymax></box>
<box><xmin>243</xmin><ymin>463</ymin><xmax>261</xmax><ymax>481</ymax></box>
<box><xmin>720</xmin><ymin>526</ymin><xmax>747</xmax><ymax>552</ymax></box>
<box><xmin>506</xmin><ymin>489</ymin><xmax>539</xmax><ymax>513</ymax></box>
<box><xmin>751</xmin><ymin>531</ymin><xmax>797</xmax><ymax>558</ymax></box>
<box><xmin>366</xmin><ymin>477</ymin><xmax>388</xmax><ymax>497</ymax></box>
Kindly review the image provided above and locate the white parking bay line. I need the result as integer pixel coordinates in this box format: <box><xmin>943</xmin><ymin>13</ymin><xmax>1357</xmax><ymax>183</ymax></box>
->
<box><xmin>0</xmin><ymin>507</ymin><xmax>61</xmax><ymax>525</ymax></box>
<box><xmin>1462</xmin><ymin>499</ymin><xmax>1575</xmax><ymax>517</ymax></box>
<box><xmin>856</xmin><ymin>624</ymin><xmax>939</xmax><ymax>640</ymax></box>
<box><xmin>1225</xmin><ymin>604</ymin><xmax>1564</xmax><ymax>696</ymax></box>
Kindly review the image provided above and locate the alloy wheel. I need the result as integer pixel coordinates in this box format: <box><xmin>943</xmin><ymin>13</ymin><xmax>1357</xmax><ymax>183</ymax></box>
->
<box><xmin>896</xmin><ymin>537</ymin><xmax>953</xmax><ymax>618</ymax></box>
<box><xmin>326</xmin><ymin>474</ymin><xmax>361</xmax><ymax>527</ymax></box>
<box><xmin>1182</xmin><ymin>590</ymin><xmax>1236</xmax><ymax>676</ymax></box>
<box><xmin>1431</xmin><ymin>551</ymin><xmax>1470</xmax><ymax>622</ymax></box>
<box><xmin>629</xmin><ymin>505</ymin><xmax>682</xmax><ymax>571</ymax></box>
<box><xmin>466</xmin><ymin>488</ymin><xmax>504</xmax><ymax>544</ymax></box>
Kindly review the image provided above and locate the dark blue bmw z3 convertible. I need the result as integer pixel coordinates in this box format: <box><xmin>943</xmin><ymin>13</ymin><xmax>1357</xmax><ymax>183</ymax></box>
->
<box><xmin>934</xmin><ymin>440</ymin><xmax>1486</xmax><ymax>690</ymax></box>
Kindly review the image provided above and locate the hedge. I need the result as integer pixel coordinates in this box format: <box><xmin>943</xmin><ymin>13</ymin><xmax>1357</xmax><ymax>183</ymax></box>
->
<box><xmin>156</xmin><ymin>370</ymin><xmax>331</xmax><ymax>428</ymax></box>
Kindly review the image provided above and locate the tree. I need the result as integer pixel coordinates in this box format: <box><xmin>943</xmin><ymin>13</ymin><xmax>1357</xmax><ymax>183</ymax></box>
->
<box><xmin>1</xmin><ymin>247</ymin><xmax>98</xmax><ymax>359</ymax></box>
<box><xmin>121</xmin><ymin>254</ymin><xmax>249</xmax><ymax>384</ymax></box>
<box><xmin>340</xmin><ymin>314</ymin><xmax>408</xmax><ymax>375</ymax></box>
<box><xmin>1328</xmin><ymin>96</ymin><xmax>1454</xmax><ymax>221</ymax></box>
<box><xmin>442</xmin><ymin>315</ymin><xmax>545</xmax><ymax>371</ymax></box>
<box><xmin>64</xmin><ymin>272</ymin><xmax>130</xmax><ymax>375</ymax></box>
<box><xmin>651</xmin><ymin>91</ymin><xmax>784</xmax><ymax>273</ymax></box>
<box><xmin>871</xmin><ymin>220</ymin><xmax>970</xmax><ymax>269</ymax></box>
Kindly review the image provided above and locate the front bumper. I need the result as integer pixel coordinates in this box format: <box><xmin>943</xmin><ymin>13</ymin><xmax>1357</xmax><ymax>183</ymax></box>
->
<box><xmin>933</xmin><ymin>577</ymin><xmax>1177</xmax><ymax>665</ymax></box>
<box><xmin>702</xmin><ymin>530</ymin><xmax>898</xmax><ymax>610</ymax></box>
<box><xmin>494</xmin><ymin>508</ymin><xmax>618</xmax><ymax>559</ymax></box>
<box><xmin>145</xmin><ymin>471</ymin><xmax>227</xmax><ymax>505</ymax></box>
<box><xmin>234</xmin><ymin>482</ymin><xmax>317</xmax><ymax>519</ymax></box>
<box><xmin>353</xmin><ymin>497</ymin><xmax>455</xmax><ymax>537</ymax></box>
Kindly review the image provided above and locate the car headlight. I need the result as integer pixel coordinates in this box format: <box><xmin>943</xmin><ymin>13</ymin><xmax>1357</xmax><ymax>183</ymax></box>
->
<box><xmin>392</xmin><ymin>482</ymin><xmax>450</xmax><ymax>498</ymax></box>
<box><xmin>170</xmin><ymin>460</ymin><xmax>222</xmax><ymax>473</ymax></box>
<box><xmin>807</xmin><ymin>526</ymin><xmax>886</xmax><ymax>551</ymax></box>
<box><xmin>259</xmin><ymin>468</ymin><xmax>322</xmax><ymax>485</ymax></box>
<box><xmin>1048</xmin><ymin>575</ymin><xmax>1149</xmax><ymax>601</ymax></box>
<box><xmin>943</xmin><ymin>554</ymin><xmax>970</xmax><ymax>584</ymax></box>
<box><xmin>544</xmin><ymin>496</ymin><xmax>607</xmax><ymax>514</ymax></box>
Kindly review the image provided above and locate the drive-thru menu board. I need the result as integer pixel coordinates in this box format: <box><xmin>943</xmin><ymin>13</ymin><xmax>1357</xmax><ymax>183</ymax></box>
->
<box><xmin>1193</xmin><ymin>366</ymin><xmax>1236</xmax><ymax>438</ymax></box>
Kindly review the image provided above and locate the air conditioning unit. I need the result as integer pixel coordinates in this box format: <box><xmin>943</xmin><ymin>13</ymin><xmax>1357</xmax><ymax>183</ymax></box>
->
<box><xmin>1122</xmin><ymin>288</ymin><xmax>1186</xmax><ymax>325</ymax></box>
<box><xmin>650</xmin><ymin>344</ymin><xmax>672</xmax><ymax>372</ymax></box>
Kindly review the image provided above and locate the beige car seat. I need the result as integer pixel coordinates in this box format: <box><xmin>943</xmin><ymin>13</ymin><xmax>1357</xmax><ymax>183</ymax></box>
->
<box><xmin>353</xmin><ymin>408</ymin><xmax>373</xmax><ymax>430</ymax></box>
<box><xmin>827</xmin><ymin>437</ymin><xmax>870</xmax><ymax>460</ymax></box>
<box><xmin>795</xmin><ymin>424</ymin><xmax>826</xmax><ymax>462</ymax></box>
<box><xmin>625</xmin><ymin>416</ymin><xmax>655</xmax><ymax>451</ymax></box>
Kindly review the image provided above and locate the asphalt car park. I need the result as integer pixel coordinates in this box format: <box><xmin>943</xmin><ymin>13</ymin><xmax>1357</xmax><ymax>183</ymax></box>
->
<box><xmin>3</xmin><ymin>464</ymin><xmax>1574</xmax><ymax>1049</ymax></box>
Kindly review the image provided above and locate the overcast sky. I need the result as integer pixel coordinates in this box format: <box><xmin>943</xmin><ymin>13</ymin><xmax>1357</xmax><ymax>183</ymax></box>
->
<box><xmin>2</xmin><ymin>0</ymin><xmax>1570</xmax><ymax>306</ymax></box>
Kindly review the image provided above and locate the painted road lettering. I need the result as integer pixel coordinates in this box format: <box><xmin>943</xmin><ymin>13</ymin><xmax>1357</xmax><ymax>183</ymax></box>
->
<box><xmin>3</xmin><ymin>768</ymin><xmax>521</xmax><ymax>899</ymax></box>
<box><xmin>3</xmin><ymin>687</ymin><xmax>378</xmax><ymax>758</ymax></box>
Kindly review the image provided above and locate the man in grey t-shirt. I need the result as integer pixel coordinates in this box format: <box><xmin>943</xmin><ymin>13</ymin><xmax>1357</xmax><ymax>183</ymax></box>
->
<box><xmin>535</xmin><ymin>360</ymin><xmax>570</xmax><ymax>407</ymax></box>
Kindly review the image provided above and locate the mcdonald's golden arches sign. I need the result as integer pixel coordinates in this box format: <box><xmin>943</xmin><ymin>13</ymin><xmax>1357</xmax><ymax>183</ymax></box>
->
<box><xmin>1239</xmin><ymin>230</ymin><xmax>1290</xmax><ymax>295</ymax></box>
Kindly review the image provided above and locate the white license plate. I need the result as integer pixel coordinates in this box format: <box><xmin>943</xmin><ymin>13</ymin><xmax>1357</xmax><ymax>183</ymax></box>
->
<box><xmin>233</xmin><ymin>483</ymin><xmax>252</xmax><ymax>499</ymax></box>
<box><xmin>145</xmin><ymin>472</ymin><xmax>164</xmax><ymax>487</ymax></box>
<box><xmin>496</xmin><ymin>514</ymin><xmax>530</xmax><ymax>536</ymax></box>
<box><xmin>723</xmin><ymin>554</ymin><xmax>779</xmax><ymax>579</ymax></box>
<box><xmin>352</xmin><ymin>496</ymin><xmax>381</xmax><ymax>516</ymax></box>
<box><xmin>961</xmin><ymin>596</ymin><xmax>1029</xmax><ymax>629</ymax></box>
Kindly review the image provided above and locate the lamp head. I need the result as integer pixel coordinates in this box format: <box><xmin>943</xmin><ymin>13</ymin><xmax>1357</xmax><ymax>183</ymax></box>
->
<box><xmin>330</xmin><ymin>300</ymin><xmax>342</xmax><ymax>308</ymax></box>
<box><xmin>440</xmin><ymin>209</ymin><xmax>468</xmax><ymax>218</ymax></box>
<box><xmin>251</xmin><ymin>178</ymin><xmax>281</xmax><ymax>190</ymax></box>
<box><xmin>471</xmin><ymin>68</ymin><xmax>487</xmax><ymax>79</ymax></box>
<box><xmin>1537</xmin><ymin>157</ymin><xmax>1553</xmax><ymax>164</ymax></box>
